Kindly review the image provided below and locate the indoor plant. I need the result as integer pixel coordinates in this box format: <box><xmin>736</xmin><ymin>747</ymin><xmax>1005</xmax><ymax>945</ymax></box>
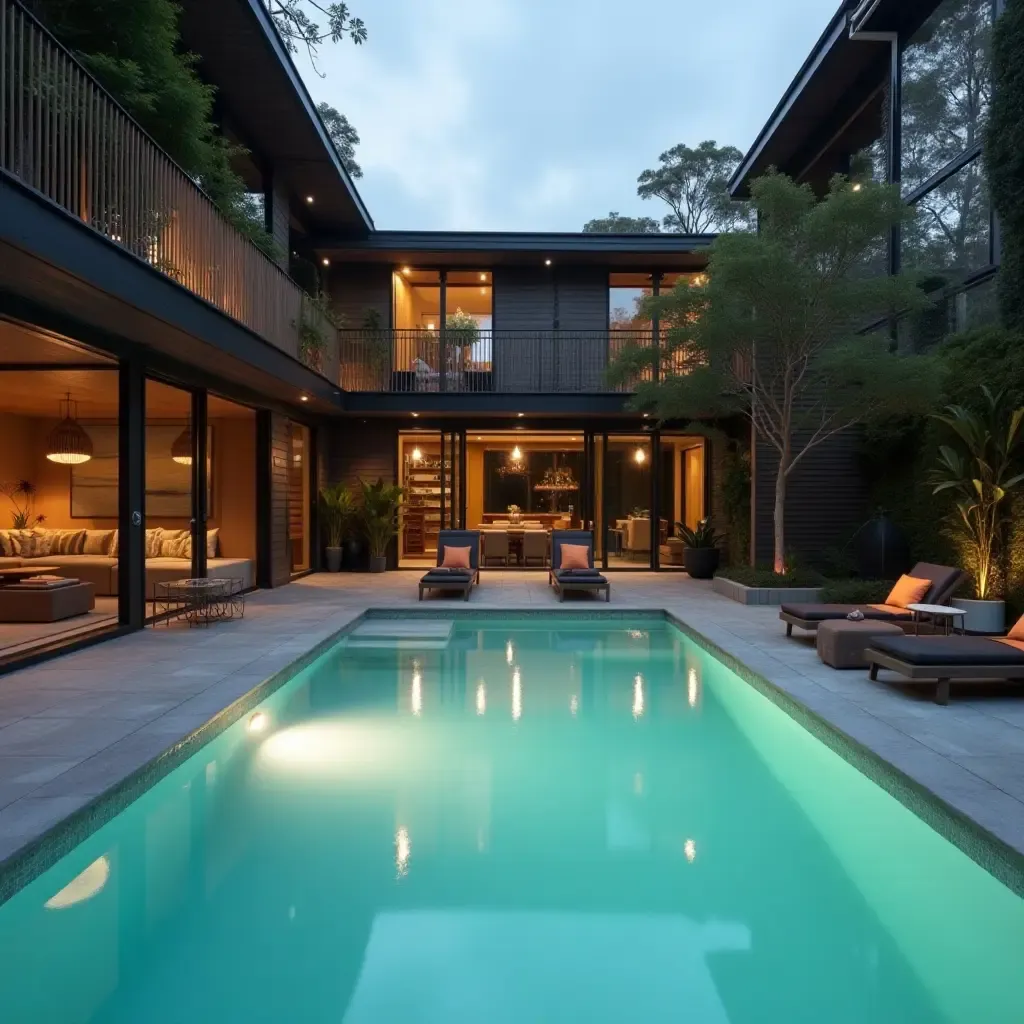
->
<box><xmin>319</xmin><ymin>482</ymin><xmax>355</xmax><ymax>572</ymax></box>
<box><xmin>676</xmin><ymin>518</ymin><xmax>724</xmax><ymax>579</ymax></box>
<box><xmin>359</xmin><ymin>478</ymin><xmax>404</xmax><ymax>573</ymax></box>
<box><xmin>929</xmin><ymin>386</ymin><xmax>1024</xmax><ymax>632</ymax></box>
<box><xmin>1</xmin><ymin>480</ymin><xmax>45</xmax><ymax>529</ymax></box>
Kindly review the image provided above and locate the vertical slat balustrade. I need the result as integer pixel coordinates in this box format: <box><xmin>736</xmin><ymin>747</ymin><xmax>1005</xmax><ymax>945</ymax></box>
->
<box><xmin>0</xmin><ymin>0</ymin><xmax>327</xmax><ymax>371</ymax></box>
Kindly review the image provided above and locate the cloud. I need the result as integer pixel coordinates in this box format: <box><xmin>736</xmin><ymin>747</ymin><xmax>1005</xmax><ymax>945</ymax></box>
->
<box><xmin>305</xmin><ymin>0</ymin><xmax>842</xmax><ymax>232</ymax></box>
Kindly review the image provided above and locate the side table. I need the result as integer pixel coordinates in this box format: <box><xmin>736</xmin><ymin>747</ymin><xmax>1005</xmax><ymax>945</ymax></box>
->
<box><xmin>907</xmin><ymin>603</ymin><xmax>966</xmax><ymax>636</ymax></box>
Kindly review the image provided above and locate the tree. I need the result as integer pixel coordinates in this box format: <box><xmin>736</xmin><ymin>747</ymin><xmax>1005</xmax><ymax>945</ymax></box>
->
<box><xmin>317</xmin><ymin>102</ymin><xmax>362</xmax><ymax>177</ymax></box>
<box><xmin>636</xmin><ymin>140</ymin><xmax>752</xmax><ymax>234</ymax></box>
<box><xmin>582</xmin><ymin>212</ymin><xmax>660</xmax><ymax>234</ymax></box>
<box><xmin>987</xmin><ymin>0</ymin><xmax>1024</xmax><ymax>332</ymax></box>
<box><xmin>263</xmin><ymin>0</ymin><xmax>366</xmax><ymax>74</ymax></box>
<box><xmin>608</xmin><ymin>172</ymin><xmax>937</xmax><ymax>572</ymax></box>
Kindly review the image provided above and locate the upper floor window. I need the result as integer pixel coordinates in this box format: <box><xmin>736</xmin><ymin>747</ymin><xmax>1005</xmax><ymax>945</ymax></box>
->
<box><xmin>901</xmin><ymin>0</ymin><xmax>993</xmax><ymax>194</ymax></box>
<box><xmin>609</xmin><ymin>273</ymin><xmax>654</xmax><ymax>331</ymax></box>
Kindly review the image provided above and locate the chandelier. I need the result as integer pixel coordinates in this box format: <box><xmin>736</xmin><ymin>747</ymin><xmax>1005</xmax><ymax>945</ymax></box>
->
<box><xmin>497</xmin><ymin>445</ymin><xmax>527</xmax><ymax>477</ymax></box>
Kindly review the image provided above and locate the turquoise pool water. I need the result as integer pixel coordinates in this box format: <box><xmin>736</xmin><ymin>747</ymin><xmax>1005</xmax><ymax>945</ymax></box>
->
<box><xmin>0</xmin><ymin>616</ymin><xmax>1022</xmax><ymax>1023</ymax></box>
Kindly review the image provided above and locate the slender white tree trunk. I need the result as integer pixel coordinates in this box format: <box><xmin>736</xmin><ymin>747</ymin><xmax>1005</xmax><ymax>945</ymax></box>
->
<box><xmin>773</xmin><ymin>457</ymin><xmax>788</xmax><ymax>574</ymax></box>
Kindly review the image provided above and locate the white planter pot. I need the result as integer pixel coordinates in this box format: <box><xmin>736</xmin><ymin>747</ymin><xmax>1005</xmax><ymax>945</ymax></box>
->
<box><xmin>952</xmin><ymin>598</ymin><xmax>1005</xmax><ymax>634</ymax></box>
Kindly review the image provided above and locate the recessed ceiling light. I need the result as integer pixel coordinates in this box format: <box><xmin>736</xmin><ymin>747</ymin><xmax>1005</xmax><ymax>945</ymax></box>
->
<box><xmin>479</xmin><ymin>273</ymin><xmax>487</xmax><ymax>281</ymax></box>
<box><xmin>643</xmin><ymin>412</ymin><xmax>649</xmax><ymax>418</ymax></box>
<box><xmin>517</xmin><ymin>412</ymin><xmax>524</xmax><ymax>418</ymax></box>
<box><xmin>411</xmin><ymin>412</ymin><xmax>419</xmax><ymax>417</ymax></box>
<box><xmin>299</xmin><ymin>395</ymin><xmax>309</xmax><ymax>402</ymax></box>
<box><xmin>544</xmin><ymin>259</ymin><xmax>552</xmax><ymax>266</ymax></box>
<box><xmin>321</xmin><ymin>258</ymin><xmax>330</xmax><ymax>266</ymax></box>
<box><xmin>305</xmin><ymin>195</ymin><xmax>314</xmax><ymax>204</ymax></box>
<box><xmin>402</xmin><ymin>266</ymin><xmax>411</xmax><ymax>275</ymax></box>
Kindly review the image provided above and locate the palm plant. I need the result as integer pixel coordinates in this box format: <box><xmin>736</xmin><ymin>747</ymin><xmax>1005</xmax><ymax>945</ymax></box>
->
<box><xmin>675</xmin><ymin>518</ymin><xmax>724</xmax><ymax>549</ymax></box>
<box><xmin>319</xmin><ymin>483</ymin><xmax>355</xmax><ymax>548</ymax></box>
<box><xmin>929</xmin><ymin>386</ymin><xmax>1024</xmax><ymax>599</ymax></box>
<box><xmin>359</xmin><ymin>478</ymin><xmax>405</xmax><ymax>560</ymax></box>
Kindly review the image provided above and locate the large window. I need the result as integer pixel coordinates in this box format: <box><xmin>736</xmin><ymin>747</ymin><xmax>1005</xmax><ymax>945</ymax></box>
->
<box><xmin>901</xmin><ymin>0</ymin><xmax>992</xmax><ymax>195</ymax></box>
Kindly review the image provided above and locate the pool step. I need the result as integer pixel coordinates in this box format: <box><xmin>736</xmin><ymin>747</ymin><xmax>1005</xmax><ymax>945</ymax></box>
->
<box><xmin>345</xmin><ymin>620</ymin><xmax>454</xmax><ymax>649</ymax></box>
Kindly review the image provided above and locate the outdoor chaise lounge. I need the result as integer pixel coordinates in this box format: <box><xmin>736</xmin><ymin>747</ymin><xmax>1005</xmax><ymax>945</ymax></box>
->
<box><xmin>549</xmin><ymin>530</ymin><xmax>610</xmax><ymax>602</ymax></box>
<box><xmin>418</xmin><ymin>530</ymin><xmax>480</xmax><ymax>601</ymax></box>
<box><xmin>865</xmin><ymin>625</ymin><xmax>1024</xmax><ymax>705</ymax></box>
<box><xmin>780</xmin><ymin>562</ymin><xmax>963</xmax><ymax>637</ymax></box>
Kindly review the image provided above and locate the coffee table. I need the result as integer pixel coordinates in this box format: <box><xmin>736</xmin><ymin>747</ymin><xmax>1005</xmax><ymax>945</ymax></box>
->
<box><xmin>908</xmin><ymin>603</ymin><xmax>966</xmax><ymax>636</ymax></box>
<box><xmin>0</xmin><ymin>566</ymin><xmax>60</xmax><ymax>585</ymax></box>
<box><xmin>153</xmin><ymin>578</ymin><xmax>246</xmax><ymax>627</ymax></box>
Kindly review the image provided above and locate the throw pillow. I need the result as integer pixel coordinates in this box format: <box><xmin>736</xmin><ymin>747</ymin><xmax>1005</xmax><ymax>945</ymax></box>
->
<box><xmin>560</xmin><ymin>543</ymin><xmax>591</xmax><ymax>570</ymax></box>
<box><xmin>52</xmin><ymin>529</ymin><xmax>87</xmax><ymax>554</ymax></box>
<box><xmin>206</xmin><ymin>528</ymin><xmax>220</xmax><ymax>559</ymax></box>
<box><xmin>0</xmin><ymin>530</ymin><xmax>11</xmax><ymax>557</ymax></box>
<box><xmin>158</xmin><ymin>529</ymin><xmax>188</xmax><ymax>557</ymax></box>
<box><xmin>169</xmin><ymin>533</ymin><xmax>192</xmax><ymax>559</ymax></box>
<box><xmin>441</xmin><ymin>545</ymin><xmax>472</xmax><ymax>570</ymax></box>
<box><xmin>83</xmin><ymin>529</ymin><xmax>114</xmax><ymax>556</ymax></box>
<box><xmin>144</xmin><ymin>528</ymin><xmax>165</xmax><ymax>558</ymax></box>
<box><xmin>885</xmin><ymin>574</ymin><xmax>932</xmax><ymax>609</ymax></box>
<box><xmin>1008</xmin><ymin>614</ymin><xmax>1024</xmax><ymax>640</ymax></box>
<box><xmin>109</xmin><ymin>530</ymin><xmax>118</xmax><ymax>557</ymax></box>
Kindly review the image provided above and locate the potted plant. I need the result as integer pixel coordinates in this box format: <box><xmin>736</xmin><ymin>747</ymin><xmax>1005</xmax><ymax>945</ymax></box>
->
<box><xmin>1</xmin><ymin>480</ymin><xmax>45</xmax><ymax>529</ymax></box>
<box><xmin>319</xmin><ymin>482</ymin><xmax>355</xmax><ymax>572</ymax></box>
<box><xmin>929</xmin><ymin>386</ymin><xmax>1024</xmax><ymax>633</ymax></box>
<box><xmin>676</xmin><ymin>518</ymin><xmax>725</xmax><ymax>579</ymax></box>
<box><xmin>359</xmin><ymin>478</ymin><xmax>404</xmax><ymax>573</ymax></box>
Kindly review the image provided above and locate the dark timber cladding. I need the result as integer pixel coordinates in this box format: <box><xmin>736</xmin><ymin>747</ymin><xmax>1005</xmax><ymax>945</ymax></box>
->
<box><xmin>327</xmin><ymin>265</ymin><xmax>393</xmax><ymax>329</ymax></box>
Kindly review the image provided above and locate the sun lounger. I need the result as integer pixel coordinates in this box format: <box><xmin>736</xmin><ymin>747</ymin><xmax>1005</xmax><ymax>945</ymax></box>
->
<box><xmin>548</xmin><ymin>530</ymin><xmax>610</xmax><ymax>602</ymax></box>
<box><xmin>780</xmin><ymin>563</ymin><xmax>963</xmax><ymax>636</ymax></box>
<box><xmin>865</xmin><ymin>634</ymin><xmax>1024</xmax><ymax>705</ymax></box>
<box><xmin>419</xmin><ymin>530</ymin><xmax>480</xmax><ymax>601</ymax></box>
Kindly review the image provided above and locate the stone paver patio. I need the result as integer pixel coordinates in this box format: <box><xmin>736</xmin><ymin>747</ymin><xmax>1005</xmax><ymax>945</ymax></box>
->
<box><xmin>2</xmin><ymin>571</ymin><xmax>1024</xmax><ymax>872</ymax></box>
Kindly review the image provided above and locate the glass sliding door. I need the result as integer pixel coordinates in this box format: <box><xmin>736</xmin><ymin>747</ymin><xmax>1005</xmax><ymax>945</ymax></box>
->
<box><xmin>399</xmin><ymin>431</ymin><xmax>442</xmax><ymax>567</ymax></box>
<box><xmin>604</xmin><ymin>434</ymin><xmax>653</xmax><ymax>569</ymax></box>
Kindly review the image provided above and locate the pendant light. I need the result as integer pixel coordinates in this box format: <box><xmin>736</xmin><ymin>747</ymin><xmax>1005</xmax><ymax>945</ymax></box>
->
<box><xmin>171</xmin><ymin>426</ymin><xmax>193</xmax><ymax>465</ymax></box>
<box><xmin>46</xmin><ymin>392</ymin><xmax>93</xmax><ymax>465</ymax></box>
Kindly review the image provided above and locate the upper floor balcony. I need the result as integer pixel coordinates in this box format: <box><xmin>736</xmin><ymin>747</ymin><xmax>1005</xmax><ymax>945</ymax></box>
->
<box><xmin>338</xmin><ymin>328</ymin><xmax>661</xmax><ymax>394</ymax></box>
<box><xmin>0</xmin><ymin>0</ymin><xmax>336</xmax><ymax>381</ymax></box>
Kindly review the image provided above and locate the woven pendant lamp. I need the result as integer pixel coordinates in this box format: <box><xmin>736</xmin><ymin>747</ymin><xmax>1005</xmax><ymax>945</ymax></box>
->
<box><xmin>171</xmin><ymin>426</ymin><xmax>193</xmax><ymax>465</ymax></box>
<box><xmin>45</xmin><ymin>392</ymin><xmax>93</xmax><ymax>465</ymax></box>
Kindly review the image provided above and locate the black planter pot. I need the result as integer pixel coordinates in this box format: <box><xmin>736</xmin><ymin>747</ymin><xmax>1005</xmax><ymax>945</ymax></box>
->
<box><xmin>368</xmin><ymin>554</ymin><xmax>387</xmax><ymax>574</ymax></box>
<box><xmin>324</xmin><ymin>547</ymin><xmax>343</xmax><ymax>572</ymax></box>
<box><xmin>342</xmin><ymin>537</ymin><xmax>366</xmax><ymax>572</ymax></box>
<box><xmin>684</xmin><ymin>546</ymin><xmax>720</xmax><ymax>579</ymax></box>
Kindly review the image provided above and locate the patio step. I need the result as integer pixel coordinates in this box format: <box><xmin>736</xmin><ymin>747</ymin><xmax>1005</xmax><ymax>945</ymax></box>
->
<box><xmin>344</xmin><ymin>620</ymin><xmax>454</xmax><ymax>649</ymax></box>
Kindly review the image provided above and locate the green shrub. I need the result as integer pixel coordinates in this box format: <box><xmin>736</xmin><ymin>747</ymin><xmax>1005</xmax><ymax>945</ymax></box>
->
<box><xmin>715</xmin><ymin>566</ymin><xmax>825</xmax><ymax>588</ymax></box>
<box><xmin>819</xmin><ymin>579</ymin><xmax>894</xmax><ymax>604</ymax></box>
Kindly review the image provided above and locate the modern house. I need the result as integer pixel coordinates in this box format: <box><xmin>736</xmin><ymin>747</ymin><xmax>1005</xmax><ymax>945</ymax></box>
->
<box><xmin>0</xmin><ymin>0</ymin><xmax>999</xmax><ymax>667</ymax></box>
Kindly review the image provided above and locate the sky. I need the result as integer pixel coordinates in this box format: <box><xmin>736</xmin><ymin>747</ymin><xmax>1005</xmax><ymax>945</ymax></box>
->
<box><xmin>300</xmin><ymin>0</ymin><xmax>841</xmax><ymax>232</ymax></box>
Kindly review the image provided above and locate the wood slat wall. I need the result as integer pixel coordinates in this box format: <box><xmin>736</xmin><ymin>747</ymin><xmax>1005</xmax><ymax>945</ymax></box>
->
<box><xmin>268</xmin><ymin>412</ymin><xmax>292</xmax><ymax>586</ymax></box>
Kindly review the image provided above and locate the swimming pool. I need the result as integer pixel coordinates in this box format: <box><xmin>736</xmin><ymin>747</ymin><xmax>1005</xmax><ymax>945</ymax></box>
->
<box><xmin>0</xmin><ymin>614</ymin><xmax>1021</xmax><ymax>1022</ymax></box>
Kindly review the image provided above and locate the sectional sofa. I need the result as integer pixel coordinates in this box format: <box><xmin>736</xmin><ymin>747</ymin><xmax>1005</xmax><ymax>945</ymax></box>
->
<box><xmin>0</xmin><ymin>527</ymin><xmax>254</xmax><ymax>596</ymax></box>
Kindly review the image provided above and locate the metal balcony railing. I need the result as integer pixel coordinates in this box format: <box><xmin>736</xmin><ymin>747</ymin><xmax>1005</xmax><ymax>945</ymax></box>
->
<box><xmin>338</xmin><ymin>328</ymin><xmax>657</xmax><ymax>394</ymax></box>
<box><xmin>0</xmin><ymin>0</ymin><xmax>334</xmax><ymax>373</ymax></box>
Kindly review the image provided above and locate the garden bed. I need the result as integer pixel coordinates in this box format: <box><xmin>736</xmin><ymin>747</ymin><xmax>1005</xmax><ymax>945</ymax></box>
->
<box><xmin>712</xmin><ymin>577</ymin><xmax>824</xmax><ymax>606</ymax></box>
<box><xmin>713</xmin><ymin>570</ymin><xmax>894</xmax><ymax>607</ymax></box>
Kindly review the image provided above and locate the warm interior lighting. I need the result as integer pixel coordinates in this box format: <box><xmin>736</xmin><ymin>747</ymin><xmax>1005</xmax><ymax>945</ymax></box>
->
<box><xmin>411</xmin><ymin>447</ymin><xmax>422</xmax><ymax>462</ymax></box>
<box><xmin>247</xmin><ymin>711</ymin><xmax>268</xmax><ymax>734</ymax></box>
<box><xmin>45</xmin><ymin>856</ymin><xmax>110</xmax><ymax>910</ymax></box>
<box><xmin>480</xmin><ymin>288</ymin><xmax>486</xmax><ymax>295</ymax></box>
<box><xmin>511</xmin><ymin>446</ymin><xmax>522</xmax><ymax>461</ymax></box>
<box><xmin>402</xmin><ymin>266</ymin><xmax>411</xmax><ymax>275</ymax></box>
<box><xmin>305</xmin><ymin>195</ymin><xmax>314</xmax><ymax>204</ymax></box>
<box><xmin>634</xmin><ymin>447</ymin><xmax>647</xmax><ymax>465</ymax></box>
<box><xmin>46</xmin><ymin>392</ymin><xmax>94</xmax><ymax>465</ymax></box>
<box><xmin>479</xmin><ymin>273</ymin><xmax>487</xmax><ymax>281</ymax></box>
<box><xmin>170</xmin><ymin>425</ymin><xmax>193</xmax><ymax>466</ymax></box>
<box><xmin>427</xmin><ymin>322</ymin><xmax>436</xmax><ymax>330</ymax></box>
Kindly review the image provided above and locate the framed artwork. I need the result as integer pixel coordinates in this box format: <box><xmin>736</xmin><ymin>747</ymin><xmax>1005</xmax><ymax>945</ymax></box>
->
<box><xmin>70</xmin><ymin>423</ymin><xmax>213</xmax><ymax>519</ymax></box>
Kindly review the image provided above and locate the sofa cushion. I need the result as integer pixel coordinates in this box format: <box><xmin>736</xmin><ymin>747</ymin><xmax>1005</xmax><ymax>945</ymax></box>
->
<box><xmin>0</xmin><ymin>556</ymin><xmax>24</xmax><ymax>569</ymax></box>
<box><xmin>207</xmin><ymin>528</ymin><xmax>220</xmax><ymax>558</ymax></box>
<box><xmin>0</xmin><ymin>530</ymin><xmax>13</xmax><ymax>557</ymax></box>
<box><xmin>40</xmin><ymin>554</ymin><xmax>117</xmax><ymax>596</ymax></box>
<box><xmin>83</xmin><ymin>530</ymin><xmax>115</xmax><ymax>556</ymax></box>
<box><xmin>48</xmin><ymin>529</ymin><xmax>88</xmax><ymax>554</ymax></box>
<box><xmin>159</xmin><ymin>529</ymin><xmax>191</xmax><ymax>557</ymax></box>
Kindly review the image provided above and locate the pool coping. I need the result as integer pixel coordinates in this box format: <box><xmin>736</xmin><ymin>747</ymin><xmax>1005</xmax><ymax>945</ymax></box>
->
<box><xmin>2</xmin><ymin>606</ymin><xmax>1023</xmax><ymax>906</ymax></box>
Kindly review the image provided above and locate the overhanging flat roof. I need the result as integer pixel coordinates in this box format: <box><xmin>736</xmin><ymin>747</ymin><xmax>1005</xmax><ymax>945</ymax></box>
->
<box><xmin>315</xmin><ymin>231</ymin><xmax>713</xmax><ymax>269</ymax></box>
<box><xmin>729</xmin><ymin>0</ymin><xmax>887</xmax><ymax>196</ymax></box>
<box><xmin>178</xmin><ymin>0</ymin><xmax>373</xmax><ymax>235</ymax></box>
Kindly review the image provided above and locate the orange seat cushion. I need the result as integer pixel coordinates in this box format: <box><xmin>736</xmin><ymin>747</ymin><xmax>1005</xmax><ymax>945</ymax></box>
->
<box><xmin>885</xmin><ymin>574</ymin><xmax>932</xmax><ymax>609</ymax></box>
<box><xmin>440</xmin><ymin>546</ymin><xmax>472</xmax><ymax>570</ymax></box>
<box><xmin>1007</xmin><ymin>614</ymin><xmax>1024</xmax><ymax>640</ymax></box>
<box><xmin>560</xmin><ymin>543</ymin><xmax>591</xmax><ymax>570</ymax></box>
